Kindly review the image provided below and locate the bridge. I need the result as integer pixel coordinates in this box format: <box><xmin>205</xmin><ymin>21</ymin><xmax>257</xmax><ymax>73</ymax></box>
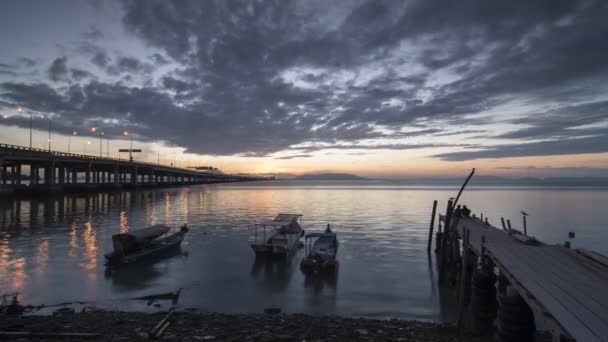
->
<box><xmin>0</xmin><ymin>143</ymin><xmax>272</xmax><ymax>194</ymax></box>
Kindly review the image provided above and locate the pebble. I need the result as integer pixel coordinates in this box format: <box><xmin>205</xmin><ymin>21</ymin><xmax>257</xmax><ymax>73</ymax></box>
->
<box><xmin>0</xmin><ymin>308</ymin><xmax>494</xmax><ymax>342</ymax></box>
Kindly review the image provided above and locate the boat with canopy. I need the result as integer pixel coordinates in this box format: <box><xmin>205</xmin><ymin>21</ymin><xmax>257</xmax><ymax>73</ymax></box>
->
<box><xmin>300</xmin><ymin>224</ymin><xmax>339</xmax><ymax>274</ymax></box>
<box><xmin>250</xmin><ymin>213</ymin><xmax>304</xmax><ymax>257</ymax></box>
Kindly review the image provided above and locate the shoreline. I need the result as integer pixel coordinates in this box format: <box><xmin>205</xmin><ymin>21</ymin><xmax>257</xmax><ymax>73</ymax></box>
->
<box><xmin>1</xmin><ymin>307</ymin><xmax>493</xmax><ymax>341</ymax></box>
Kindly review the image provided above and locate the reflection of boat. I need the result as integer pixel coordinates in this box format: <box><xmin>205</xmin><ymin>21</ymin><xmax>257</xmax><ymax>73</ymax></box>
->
<box><xmin>250</xmin><ymin>257</ymin><xmax>294</xmax><ymax>291</ymax></box>
<box><xmin>104</xmin><ymin>248</ymin><xmax>185</xmax><ymax>290</ymax></box>
<box><xmin>300</xmin><ymin>224</ymin><xmax>339</xmax><ymax>274</ymax></box>
<box><xmin>104</xmin><ymin>224</ymin><xmax>188</xmax><ymax>266</ymax></box>
<box><xmin>250</xmin><ymin>214</ymin><xmax>304</xmax><ymax>258</ymax></box>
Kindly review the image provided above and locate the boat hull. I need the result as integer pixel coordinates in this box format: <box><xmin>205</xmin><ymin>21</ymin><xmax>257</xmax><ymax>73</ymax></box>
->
<box><xmin>105</xmin><ymin>231</ymin><xmax>185</xmax><ymax>266</ymax></box>
<box><xmin>250</xmin><ymin>241</ymin><xmax>302</xmax><ymax>258</ymax></box>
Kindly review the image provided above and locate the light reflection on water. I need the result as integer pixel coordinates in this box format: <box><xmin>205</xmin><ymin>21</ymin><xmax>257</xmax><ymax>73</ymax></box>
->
<box><xmin>0</xmin><ymin>181</ymin><xmax>607</xmax><ymax>320</ymax></box>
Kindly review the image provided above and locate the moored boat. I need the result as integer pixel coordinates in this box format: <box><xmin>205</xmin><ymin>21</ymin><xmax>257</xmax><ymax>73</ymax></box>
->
<box><xmin>250</xmin><ymin>213</ymin><xmax>304</xmax><ymax>258</ymax></box>
<box><xmin>300</xmin><ymin>224</ymin><xmax>339</xmax><ymax>274</ymax></box>
<box><xmin>105</xmin><ymin>224</ymin><xmax>188</xmax><ymax>266</ymax></box>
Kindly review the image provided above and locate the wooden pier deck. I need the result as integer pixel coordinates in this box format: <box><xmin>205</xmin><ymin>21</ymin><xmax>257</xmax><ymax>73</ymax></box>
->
<box><xmin>449</xmin><ymin>216</ymin><xmax>608</xmax><ymax>341</ymax></box>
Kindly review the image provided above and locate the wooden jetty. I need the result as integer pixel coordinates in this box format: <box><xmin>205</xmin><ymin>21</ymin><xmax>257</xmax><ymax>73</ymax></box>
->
<box><xmin>435</xmin><ymin>211</ymin><xmax>608</xmax><ymax>341</ymax></box>
<box><xmin>0</xmin><ymin>143</ymin><xmax>272</xmax><ymax>195</ymax></box>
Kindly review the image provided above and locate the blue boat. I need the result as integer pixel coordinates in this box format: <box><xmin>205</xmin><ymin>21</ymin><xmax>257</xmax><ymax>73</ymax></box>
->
<box><xmin>300</xmin><ymin>224</ymin><xmax>339</xmax><ymax>274</ymax></box>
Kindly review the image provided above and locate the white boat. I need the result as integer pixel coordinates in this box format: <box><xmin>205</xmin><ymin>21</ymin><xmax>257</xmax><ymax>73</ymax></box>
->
<box><xmin>300</xmin><ymin>224</ymin><xmax>339</xmax><ymax>274</ymax></box>
<box><xmin>250</xmin><ymin>214</ymin><xmax>304</xmax><ymax>258</ymax></box>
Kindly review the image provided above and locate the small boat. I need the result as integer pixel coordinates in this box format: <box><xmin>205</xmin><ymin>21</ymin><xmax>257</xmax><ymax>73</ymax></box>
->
<box><xmin>104</xmin><ymin>224</ymin><xmax>188</xmax><ymax>266</ymax></box>
<box><xmin>250</xmin><ymin>213</ymin><xmax>304</xmax><ymax>258</ymax></box>
<box><xmin>300</xmin><ymin>224</ymin><xmax>339</xmax><ymax>274</ymax></box>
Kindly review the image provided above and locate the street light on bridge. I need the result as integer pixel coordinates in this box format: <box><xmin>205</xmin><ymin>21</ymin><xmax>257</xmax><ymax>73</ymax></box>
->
<box><xmin>91</xmin><ymin>127</ymin><xmax>104</xmax><ymax>157</ymax></box>
<box><xmin>68</xmin><ymin>131</ymin><xmax>77</xmax><ymax>153</ymax></box>
<box><xmin>123</xmin><ymin>131</ymin><xmax>133</xmax><ymax>161</ymax></box>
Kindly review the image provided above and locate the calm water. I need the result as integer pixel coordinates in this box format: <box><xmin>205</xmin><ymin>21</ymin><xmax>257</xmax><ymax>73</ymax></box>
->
<box><xmin>1</xmin><ymin>181</ymin><xmax>607</xmax><ymax>321</ymax></box>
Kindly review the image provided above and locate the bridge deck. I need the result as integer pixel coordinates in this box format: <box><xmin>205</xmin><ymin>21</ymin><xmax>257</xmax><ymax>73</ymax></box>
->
<box><xmin>453</xmin><ymin>216</ymin><xmax>608</xmax><ymax>342</ymax></box>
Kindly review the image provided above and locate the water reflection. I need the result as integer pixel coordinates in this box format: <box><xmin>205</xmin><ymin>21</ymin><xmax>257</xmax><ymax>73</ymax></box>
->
<box><xmin>105</xmin><ymin>248</ymin><xmax>186</xmax><ymax>291</ymax></box>
<box><xmin>250</xmin><ymin>257</ymin><xmax>296</xmax><ymax>291</ymax></box>
<box><xmin>0</xmin><ymin>185</ymin><xmax>605</xmax><ymax>319</ymax></box>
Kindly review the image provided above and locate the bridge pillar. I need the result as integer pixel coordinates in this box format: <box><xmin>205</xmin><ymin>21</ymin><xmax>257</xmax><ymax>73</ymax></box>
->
<box><xmin>58</xmin><ymin>166</ymin><xmax>65</xmax><ymax>184</ymax></box>
<box><xmin>101</xmin><ymin>170</ymin><xmax>106</xmax><ymax>184</ymax></box>
<box><xmin>50</xmin><ymin>162</ymin><xmax>56</xmax><ymax>185</ymax></box>
<box><xmin>86</xmin><ymin>162</ymin><xmax>92</xmax><ymax>184</ymax></box>
<box><xmin>43</xmin><ymin>165</ymin><xmax>52</xmax><ymax>185</ymax></box>
<box><xmin>72</xmin><ymin>169</ymin><xmax>77</xmax><ymax>184</ymax></box>
<box><xmin>15</xmin><ymin>164</ymin><xmax>21</xmax><ymax>185</ymax></box>
<box><xmin>29</xmin><ymin>166</ymin><xmax>35</xmax><ymax>185</ymax></box>
<box><xmin>113</xmin><ymin>165</ymin><xmax>119</xmax><ymax>184</ymax></box>
<box><xmin>131</xmin><ymin>167</ymin><xmax>138</xmax><ymax>184</ymax></box>
<box><xmin>1</xmin><ymin>164</ymin><xmax>6</xmax><ymax>185</ymax></box>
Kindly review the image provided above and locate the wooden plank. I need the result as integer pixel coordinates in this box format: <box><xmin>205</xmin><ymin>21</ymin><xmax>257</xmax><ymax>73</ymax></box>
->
<box><xmin>520</xmin><ymin>247</ymin><xmax>608</xmax><ymax>336</ymax></box>
<box><xmin>489</xmin><ymin>243</ymin><xmax>603</xmax><ymax>341</ymax></box>
<box><xmin>524</xmin><ymin>247</ymin><xmax>608</xmax><ymax>319</ymax></box>
<box><xmin>455</xmin><ymin>216</ymin><xmax>608</xmax><ymax>340</ymax></box>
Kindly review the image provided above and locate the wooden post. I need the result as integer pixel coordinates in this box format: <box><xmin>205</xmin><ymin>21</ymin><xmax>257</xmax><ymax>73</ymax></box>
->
<box><xmin>439</xmin><ymin>200</ymin><xmax>454</xmax><ymax>276</ymax></box>
<box><xmin>523</xmin><ymin>215</ymin><xmax>527</xmax><ymax>236</ymax></box>
<box><xmin>507</xmin><ymin>219</ymin><xmax>512</xmax><ymax>232</ymax></box>
<box><xmin>457</xmin><ymin>227</ymin><xmax>470</xmax><ymax>332</ymax></box>
<box><xmin>452</xmin><ymin>168</ymin><xmax>475</xmax><ymax>209</ymax></box>
<box><xmin>427</xmin><ymin>200</ymin><xmax>438</xmax><ymax>254</ymax></box>
<box><xmin>480</xmin><ymin>213</ymin><xmax>484</xmax><ymax>221</ymax></box>
<box><xmin>500</xmin><ymin>217</ymin><xmax>507</xmax><ymax>231</ymax></box>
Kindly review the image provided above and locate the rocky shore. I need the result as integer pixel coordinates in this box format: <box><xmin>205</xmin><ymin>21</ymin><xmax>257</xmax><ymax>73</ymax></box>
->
<box><xmin>0</xmin><ymin>307</ymin><xmax>493</xmax><ymax>342</ymax></box>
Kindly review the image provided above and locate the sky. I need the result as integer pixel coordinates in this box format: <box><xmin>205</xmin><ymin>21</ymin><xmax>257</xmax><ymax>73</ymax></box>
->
<box><xmin>1</xmin><ymin>0</ymin><xmax>607</xmax><ymax>178</ymax></box>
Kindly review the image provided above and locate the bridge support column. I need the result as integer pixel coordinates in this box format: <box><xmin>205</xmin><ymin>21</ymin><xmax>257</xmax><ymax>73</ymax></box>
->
<box><xmin>51</xmin><ymin>162</ymin><xmax>56</xmax><ymax>185</ymax></box>
<box><xmin>86</xmin><ymin>162</ymin><xmax>92</xmax><ymax>184</ymax></box>
<box><xmin>15</xmin><ymin>164</ymin><xmax>21</xmax><ymax>185</ymax></box>
<box><xmin>72</xmin><ymin>170</ymin><xmax>77</xmax><ymax>184</ymax></box>
<box><xmin>131</xmin><ymin>167</ymin><xmax>138</xmax><ymax>184</ymax></box>
<box><xmin>1</xmin><ymin>164</ymin><xmax>6</xmax><ymax>185</ymax></box>
<box><xmin>30</xmin><ymin>166</ymin><xmax>36</xmax><ymax>185</ymax></box>
<box><xmin>101</xmin><ymin>170</ymin><xmax>106</xmax><ymax>184</ymax></box>
<box><xmin>58</xmin><ymin>166</ymin><xmax>65</xmax><ymax>185</ymax></box>
<box><xmin>113</xmin><ymin>165</ymin><xmax>119</xmax><ymax>184</ymax></box>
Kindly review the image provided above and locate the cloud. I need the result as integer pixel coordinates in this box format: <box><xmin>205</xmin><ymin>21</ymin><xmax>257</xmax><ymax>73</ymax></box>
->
<box><xmin>48</xmin><ymin>57</ymin><xmax>69</xmax><ymax>82</ymax></box>
<box><xmin>18</xmin><ymin>57</ymin><xmax>36</xmax><ymax>68</ymax></box>
<box><xmin>71</xmin><ymin>68</ymin><xmax>94</xmax><ymax>81</ymax></box>
<box><xmin>1</xmin><ymin>0</ymin><xmax>607</xmax><ymax>160</ymax></box>
<box><xmin>150</xmin><ymin>53</ymin><xmax>169</xmax><ymax>65</ymax></box>
<box><xmin>434</xmin><ymin>135</ymin><xmax>608</xmax><ymax>161</ymax></box>
<box><xmin>91</xmin><ymin>51</ymin><xmax>110</xmax><ymax>68</ymax></box>
<box><xmin>83</xmin><ymin>25</ymin><xmax>104</xmax><ymax>40</ymax></box>
<box><xmin>107</xmin><ymin>56</ymin><xmax>153</xmax><ymax>75</ymax></box>
<box><xmin>274</xmin><ymin>154</ymin><xmax>313</xmax><ymax>160</ymax></box>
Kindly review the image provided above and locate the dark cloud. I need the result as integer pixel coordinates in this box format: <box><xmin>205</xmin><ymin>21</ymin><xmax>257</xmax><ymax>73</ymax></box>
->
<box><xmin>161</xmin><ymin>76</ymin><xmax>191</xmax><ymax>93</ymax></box>
<box><xmin>150</xmin><ymin>53</ymin><xmax>169</xmax><ymax>66</ymax></box>
<box><xmin>84</xmin><ymin>25</ymin><xmax>104</xmax><ymax>40</ymax></box>
<box><xmin>274</xmin><ymin>154</ymin><xmax>312</xmax><ymax>160</ymax></box>
<box><xmin>91</xmin><ymin>51</ymin><xmax>110</xmax><ymax>68</ymax></box>
<box><xmin>1</xmin><ymin>0</ymin><xmax>607</xmax><ymax>159</ymax></box>
<box><xmin>107</xmin><ymin>56</ymin><xmax>152</xmax><ymax>75</ymax></box>
<box><xmin>48</xmin><ymin>57</ymin><xmax>69</xmax><ymax>82</ymax></box>
<box><xmin>296</xmin><ymin>143</ymin><xmax>467</xmax><ymax>153</ymax></box>
<box><xmin>71</xmin><ymin>68</ymin><xmax>94</xmax><ymax>81</ymax></box>
<box><xmin>435</xmin><ymin>135</ymin><xmax>608</xmax><ymax>161</ymax></box>
<box><xmin>18</xmin><ymin>58</ymin><xmax>36</xmax><ymax>67</ymax></box>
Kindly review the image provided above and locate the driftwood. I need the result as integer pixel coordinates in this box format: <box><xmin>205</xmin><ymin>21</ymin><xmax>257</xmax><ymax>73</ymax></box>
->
<box><xmin>149</xmin><ymin>308</ymin><xmax>175</xmax><ymax>340</ymax></box>
<box><xmin>131</xmin><ymin>288</ymin><xmax>182</xmax><ymax>302</ymax></box>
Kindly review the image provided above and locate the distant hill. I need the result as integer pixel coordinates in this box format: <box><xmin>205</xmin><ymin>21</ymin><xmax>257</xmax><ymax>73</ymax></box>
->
<box><xmin>293</xmin><ymin>173</ymin><xmax>369</xmax><ymax>181</ymax></box>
